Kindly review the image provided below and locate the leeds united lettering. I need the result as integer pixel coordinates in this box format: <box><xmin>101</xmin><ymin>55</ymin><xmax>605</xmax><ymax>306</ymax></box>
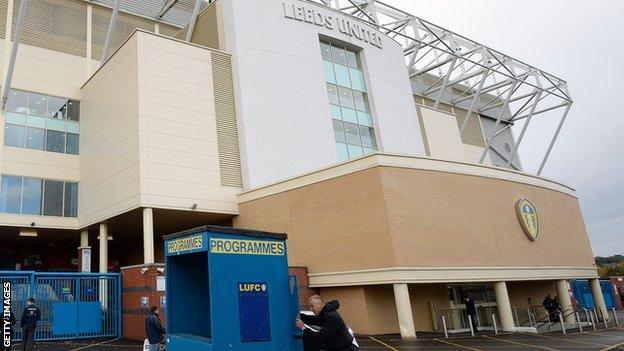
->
<box><xmin>282</xmin><ymin>2</ymin><xmax>383</xmax><ymax>49</ymax></box>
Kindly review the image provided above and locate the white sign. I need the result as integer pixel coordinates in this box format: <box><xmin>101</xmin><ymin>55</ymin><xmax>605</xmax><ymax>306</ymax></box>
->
<box><xmin>282</xmin><ymin>1</ymin><xmax>383</xmax><ymax>49</ymax></box>
<box><xmin>81</xmin><ymin>248</ymin><xmax>91</xmax><ymax>273</ymax></box>
<box><xmin>156</xmin><ymin>276</ymin><xmax>166</xmax><ymax>292</ymax></box>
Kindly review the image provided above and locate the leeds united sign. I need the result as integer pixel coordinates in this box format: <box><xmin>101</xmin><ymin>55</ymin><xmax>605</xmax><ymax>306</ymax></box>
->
<box><xmin>282</xmin><ymin>1</ymin><xmax>383</xmax><ymax>49</ymax></box>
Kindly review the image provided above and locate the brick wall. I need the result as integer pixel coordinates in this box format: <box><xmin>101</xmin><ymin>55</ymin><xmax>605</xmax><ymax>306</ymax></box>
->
<box><xmin>289</xmin><ymin>266</ymin><xmax>319</xmax><ymax>308</ymax></box>
<box><xmin>121</xmin><ymin>264</ymin><xmax>166</xmax><ymax>341</ymax></box>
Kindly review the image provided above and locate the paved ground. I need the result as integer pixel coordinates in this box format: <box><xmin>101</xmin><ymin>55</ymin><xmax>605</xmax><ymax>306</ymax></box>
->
<box><xmin>7</xmin><ymin>327</ymin><xmax>624</xmax><ymax>350</ymax></box>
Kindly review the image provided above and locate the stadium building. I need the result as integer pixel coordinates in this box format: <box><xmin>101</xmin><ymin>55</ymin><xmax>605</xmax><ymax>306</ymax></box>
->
<box><xmin>0</xmin><ymin>0</ymin><xmax>605</xmax><ymax>338</ymax></box>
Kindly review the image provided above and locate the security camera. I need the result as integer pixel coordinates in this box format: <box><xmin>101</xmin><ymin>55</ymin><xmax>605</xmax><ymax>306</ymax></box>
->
<box><xmin>190</xmin><ymin>203</ymin><xmax>198</xmax><ymax>210</ymax></box>
<box><xmin>30</xmin><ymin>222</ymin><xmax>35</xmax><ymax>227</ymax></box>
<box><xmin>156</xmin><ymin>268</ymin><xmax>164</xmax><ymax>274</ymax></box>
<box><xmin>140</xmin><ymin>267</ymin><xmax>148</xmax><ymax>274</ymax></box>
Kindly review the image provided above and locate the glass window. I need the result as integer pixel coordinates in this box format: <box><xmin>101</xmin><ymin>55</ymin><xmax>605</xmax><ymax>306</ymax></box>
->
<box><xmin>0</xmin><ymin>175</ymin><xmax>22</xmax><ymax>214</ymax></box>
<box><xmin>320</xmin><ymin>41</ymin><xmax>332</xmax><ymax>61</ymax></box>
<box><xmin>323</xmin><ymin>60</ymin><xmax>336</xmax><ymax>84</ymax></box>
<box><xmin>336</xmin><ymin>142</ymin><xmax>348</xmax><ymax>161</ymax></box>
<box><xmin>344</xmin><ymin>122</ymin><xmax>361</xmax><ymax>145</ymax></box>
<box><xmin>363</xmin><ymin>147</ymin><xmax>376</xmax><ymax>155</ymax></box>
<box><xmin>326</xmin><ymin>83</ymin><xmax>340</xmax><ymax>105</ymax></box>
<box><xmin>28</xmin><ymin>92</ymin><xmax>48</xmax><ymax>116</ymax></box>
<box><xmin>331</xmin><ymin>45</ymin><xmax>347</xmax><ymax>65</ymax></box>
<box><xmin>334</xmin><ymin>64</ymin><xmax>351</xmax><ymax>88</ymax></box>
<box><xmin>66</xmin><ymin>133</ymin><xmax>79</xmax><ymax>155</ymax></box>
<box><xmin>43</xmin><ymin>180</ymin><xmax>64</xmax><ymax>216</ymax></box>
<box><xmin>347</xmin><ymin>144</ymin><xmax>364</xmax><ymax>157</ymax></box>
<box><xmin>341</xmin><ymin>107</ymin><xmax>358</xmax><ymax>124</ymax></box>
<box><xmin>359</xmin><ymin>126</ymin><xmax>377</xmax><ymax>148</ymax></box>
<box><xmin>346</xmin><ymin>50</ymin><xmax>360</xmax><ymax>68</ymax></box>
<box><xmin>46</xmin><ymin>130</ymin><xmax>65</xmax><ymax>153</ymax></box>
<box><xmin>25</xmin><ymin>127</ymin><xmax>45</xmax><ymax>150</ymax></box>
<box><xmin>330</xmin><ymin>105</ymin><xmax>342</xmax><ymax>120</ymax></box>
<box><xmin>64</xmin><ymin>182</ymin><xmax>78</xmax><ymax>217</ymax></box>
<box><xmin>352</xmin><ymin>91</ymin><xmax>370</xmax><ymax>112</ymax></box>
<box><xmin>4</xmin><ymin>124</ymin><xmax>25</xmax><ymax>147</ymax></box>
<box><xmin>48</xmin><ymin>96</ymin><xmax>68</xmax><ymax>119</ymax></box>
<box><xmin>332</xmin><ymin>119</ymin><xmax>345</xmax><ymax>142</ymax></box>
<box><xmin>338</xmin><ymin>86</ymin><xmax>354</xmax><ymax>109</ymax></box>
<box><xmin>21</xmin><ymin>177</ymin><xmax>42</xmax><ymax>215</ymax></box>
<box><xmin>6</xmin><ymin>90</ymin><xmax>27</xmax><ymax>113</ymax></box>
<box><xmin>67</xmin><ymin>100</ymin><xmax>79</xmax><ymax>121</ymax></box>
<box><xmin>357</xmin><ymin>111</ymin><xmax>374</xmax><ymax>127</ymax></box>
<box><xmin>349</xmin><ymin>68</ymin><xmax>367</xmax><ymax>92</ymax></box>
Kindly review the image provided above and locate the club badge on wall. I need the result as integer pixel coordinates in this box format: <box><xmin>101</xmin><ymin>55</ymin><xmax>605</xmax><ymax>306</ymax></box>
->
<box><xmin>516</xmin><ymin>198</ymin><xmax>539</xmax><ymax>241</ymax></box>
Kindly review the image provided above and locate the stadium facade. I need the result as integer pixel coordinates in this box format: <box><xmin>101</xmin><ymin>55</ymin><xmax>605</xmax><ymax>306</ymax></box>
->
<box><xmin>0</xmin><ymin>0</ymin><xmax>603</xmax><ymax>337</ymax></box>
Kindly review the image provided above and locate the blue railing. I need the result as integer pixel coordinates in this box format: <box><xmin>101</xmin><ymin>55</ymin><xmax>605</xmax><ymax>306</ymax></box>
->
<box><xmin>0</xmin><ymin>271</ymin><xmax>121</xmax><ymax>341</ymax></box>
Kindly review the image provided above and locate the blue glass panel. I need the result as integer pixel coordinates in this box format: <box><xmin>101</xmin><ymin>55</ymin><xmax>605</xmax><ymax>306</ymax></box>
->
<box><xmin>47</xmin><ymin>118</ymin><xmax>66</xmax><ymax>132</ymax></box>
<box><xmin>46</xmin><ymin>130</ymin><xmax>65</xmax><ymax>153</ymax></box>
<box><xmin>334</xmin><ymin>64</ymin><xmax>351</xmax><ymax>88</ymax></box>
<box><xmin>359</xmin><ymin>125</ymin><xmax>377</xmax><ymax>148</ymax></box>
<box><xmin>330</xmin><ymin>104</ymin><xmax>342</xmax><ymax>120</ymax></box>
<box><xmin>21</xmin><ymin>177</ymin><xmax>42</xmax><ymax>215</ymax></box>
<box><xmin>4</xmin><ymin>124</ymin><xmax>25</xmax><ymax>148</ymax></box>
<box><xmin>341</xmin><ymin>107</ymin><xmax>358</xmax><ymax>124</ymax></box>
<box><xmin>344</xmin><ymin>122</ymin><xmax>360</xmax><ymax>145</ymax></box>
<box><xmin>332</xmin><ymin>120</ymin><xmax>345</xmax><ymax>142</ymax></box>
<box><xmin>43</xmin><ymin>179</ymin><xmax>63</xmax><ymax>216</ymax></box>
<box><xmin>5</xmin><ymin>112</ymin><xmax>26</xmax><ymax>125</ymax></box>
<box><xmin>363</xmin><ymin>147</ymin><xmax>376</xmax><ymax>155</ymax></box>
<box><xmin>66</xmin><ymin>121</ymin><xmax>80</xmax><ymax>134</ymax></box>
<box><xmin>66</xmin><ymin>133</ymin><xmax>79</xmax><ymax>155</ymax></box>
<box><xmin>336</xmin><ymin>142</ymin><xmax>348</xmax><ymax>161</ymax></box>
<box><xmin>323</xmin><ymin>60</ymin><xmax>335</xmax><ymax>84</ymax></box>
<box><xmin>25</xmin><ymin>127</ymin><xmax>45</xmax><ymax>150</ymax></box>
<box><xmin>26</xmin><ymin>115</ymin><xmax>47</xmax><ymax>129</ymax></box>
<box><xmin>64</xmin><ymin>182</ymin><xmax>78</xmax><ymax>217</ymax></box>
<box><xmin>349</xmin><ymin>68</ymin><xmax>367</xmax><ymax>92</ymax></box>
<box><xmin>357</xmin><ymin>111</ymin><xmax>374</xmax><ymax>127</ymax></box>
<box><xmin>0</xmin><ymin>175</ymin><xmax>22</xmax><ymax>214</ymax></box>
<box><xmin>347</xmin><ymin>144</ymin><xmax>364</xmax><ymax>158</ymax></box>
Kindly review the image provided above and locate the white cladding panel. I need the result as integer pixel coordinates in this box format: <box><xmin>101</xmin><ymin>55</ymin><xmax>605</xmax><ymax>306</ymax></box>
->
<box><xmin>221</xmin><ymin>0</ymin><xmax>425</xmax><ymax>188</ymax></box>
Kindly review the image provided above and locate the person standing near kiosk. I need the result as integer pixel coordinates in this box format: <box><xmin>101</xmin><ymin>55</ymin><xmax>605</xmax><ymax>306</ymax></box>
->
<box><xmin>20</xmin><ymin>298</ymin><xmax>40</xmax><ymax>351</ymax></box>
<box><xmin>145</xmin><ymin>306</ymin><xmax>166</xmax><ymax>351</ymax></box>
<box><xmin>295</xmin><ymin>295</ymin><xmax>358</xmax><ymax>351</ymax></box>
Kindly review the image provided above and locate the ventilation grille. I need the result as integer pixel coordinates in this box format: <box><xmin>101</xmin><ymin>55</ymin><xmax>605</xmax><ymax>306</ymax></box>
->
<box><xmin>6</xmin><ymin>0</ymin><xmax>87</xmax><ymax>56</ymax></box>
<box><xmin>92</xmin><ymin>7</ymin><xmax>154</xmax><ymax>60</ymax></box>
<box><xmin>211</xmin><ymin>52</ymin><xmax>242</xmax><ymax>188</ymax></box>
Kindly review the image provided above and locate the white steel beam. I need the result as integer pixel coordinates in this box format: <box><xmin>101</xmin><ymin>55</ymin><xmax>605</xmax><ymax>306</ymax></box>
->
<box><xmin>537</xmin><ymin>102</ymin><xmax>572</xmax><ymax>175</ymax></box>
<box><xmin>100</xmin><ymin>0</ymin><xmax>121</xmax><ymax>63</ymax></box>
<box><xmin>506</xmin><ymin>91</ymin><xmax>542</xmax><ymax>167</ymax></box>
<box><xmin>185</xmin><ymin>0</ymin><xmax>203</xmax><ymax>42</ymax></box>
<box><xmin>1</xmin><ymin>0</ymin><xmax>27</xmax><ymax>110</ymax></box>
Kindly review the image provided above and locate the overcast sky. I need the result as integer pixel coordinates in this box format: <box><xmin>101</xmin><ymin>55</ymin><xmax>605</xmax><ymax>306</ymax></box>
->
<box><xmin>387</xmin><ymin>0</ymin><xmax>624</xmax><ymax>256</ymax></box>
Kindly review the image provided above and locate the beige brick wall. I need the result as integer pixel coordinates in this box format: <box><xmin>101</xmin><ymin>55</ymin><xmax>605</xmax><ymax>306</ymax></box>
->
<box><xmin>235</xmin><ymin>165</ymin><xmax>595</xmax><ymax>273</ymax></box>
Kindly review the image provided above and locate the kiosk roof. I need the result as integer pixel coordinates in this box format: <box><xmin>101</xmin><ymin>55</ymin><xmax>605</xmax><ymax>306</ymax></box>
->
<box><xmin>163</xmin><ymin>225</ymin><xmax>287</xmax><ymax>241</ymax></box>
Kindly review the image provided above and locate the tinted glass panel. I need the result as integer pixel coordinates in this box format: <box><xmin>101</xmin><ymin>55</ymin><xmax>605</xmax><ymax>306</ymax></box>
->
<box><xmin>336</xmin><ymin>142</ymin><xmax>348</xmax><ymax>161</ymax></box>
<box><xmin>28</xmin><ymin>92</ymin><xmax>47</xmax><ymax>116</ymax></box>
<box><xmin>46</xmin><ymin>130</ymin><xmax>65</xmax><ymax>153</ymax></box>
<box><xmin>332</xmin><ymin>119</ymin><xmax>345</xmax><ymax>142</ymax></box>
<box><xmin>353</xmin><ymin>91</ymin><xmax>370</xmax><ymax>112</ymax></box>
<box><xmin>4</xmin><ymin>124</ymin><xmax>24</xmax><ymax>147</ymax></box>
<box><xmin>326</xmin><ymin>84</ymin><xmax>340</xmax><ymax>105</ymax></box>
<box><xmin>346</xmin><ymin>50</ymin><xmax>360</xmax><ymax>68</ymax></box>
<box><xmin>6</xmin><ymin>90</ymin><xmax>27</xmax><ymax>113</ymax></box>
<box><xmin>66</xmin><ymin>101</ymin><xmax>80</xmax><ymax>121</ymax></box>
<box><xmin>48</xmin><ymin>96</ymin><xmax>68</xmax><ymax>119</ymax></box>
<box><xmin>359</xmin><ymin>125</ymin><xmax>377</xmax><ymax>148</ymax></box>
<box><xmin>334</xmin><ymin>64</ymin><xmax>351</xmax><ymax>88</ymax></box>
<box><xmin>64</xmin><ymin>182</ymin><xmax>78</xmax><ymax>217</ymax></box>
<box><xmin>341</xmin><ymin>107</ymin><xmax>357</xmax><ymax>124</ymax></box>
<box><xmin>320</xmin><ymin>41</ymin><xmax>332</xmax><ymax>60</ymax></box>
<box><xmin>43</xmin><ymin>180</ymin><xmax>63</xmax><ymax>216</ymax></box>
<box><xmin>344</xmin><ymin>122</ymin><xmax>361</xmax><ymax>144</ymax></box>
<box><xmin>0</xmin><ymin>176</ymin><xmax>22</xmax><ymax>214</ymax></box>
<box><xmin>323</xmin><ymin>60</ymin><xmax>336</xmax><ymax>84</ymax></box>
<box><xmin>349</xmin><ymin>68</ymin><xmax>367</xmax><ymax>92</ymax></box>
<box><xmin>337</xmin><ymin>86</ymin><xmax>354</xmax><ymax>109</ymax></box>
<box><xmin>347</xmin><ymin>144</ymin><xmax>363</xmax><ymax>157</ymax></box>
<box><xmin>25</xmin><ymin>127</ymin><xmax>45</xmax><ymax>150</ymax></box>
<box><xmin>66</xmin><ymin>133</ymin><xmax>79</xmax><ymax>155</ymax></box>
<box><xmin>331</xmin><ymin>45</ymin><xmax>347</xmax><ymax>65</ymax></box>
<box><xmin>22</xmin><ymin>177</ymin><xmax>42</xmax><ymax>215</ymax></box>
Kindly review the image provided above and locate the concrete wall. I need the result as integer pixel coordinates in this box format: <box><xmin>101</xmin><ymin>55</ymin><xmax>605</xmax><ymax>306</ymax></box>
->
<box><xmin>507</xmin><ymin>280</ymin><xmax>557</xmax><ymax>308</ymax></box>
<box><xmin>220</xmin><ymin>0</ymin><xmax>425</xmax><ymax>188</ymax></box>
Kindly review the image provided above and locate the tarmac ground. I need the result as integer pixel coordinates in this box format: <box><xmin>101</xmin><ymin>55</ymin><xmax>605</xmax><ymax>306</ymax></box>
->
<box><xmin>6</xmin><ymin>327</ymin><xmax>624</xmax><ymax>350</ymax></box>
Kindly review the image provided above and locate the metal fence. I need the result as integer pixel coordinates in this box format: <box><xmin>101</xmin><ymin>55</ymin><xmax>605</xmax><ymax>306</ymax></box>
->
<box><xmin>0</xmin><ymin>271</ymin><xmax>121</xmax><ymax>341</ymax></box>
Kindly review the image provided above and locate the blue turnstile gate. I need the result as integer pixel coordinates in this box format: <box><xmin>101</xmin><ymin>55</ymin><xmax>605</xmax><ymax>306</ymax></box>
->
<box><xmin>0</xmin><ymin>271</ymin><xmax>121</xmax><ymax>341</ymax></box>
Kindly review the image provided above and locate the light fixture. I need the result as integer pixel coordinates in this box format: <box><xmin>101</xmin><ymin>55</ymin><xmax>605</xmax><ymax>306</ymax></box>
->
<box><xmin>190</xmin><ymin>203</ymin><xmax>198</xmax><ymax>210</ymax></box>
<box><xmin>96</xmin><ymin>235</ymin><xmax>114</xmax><ymax>240</ymax></box>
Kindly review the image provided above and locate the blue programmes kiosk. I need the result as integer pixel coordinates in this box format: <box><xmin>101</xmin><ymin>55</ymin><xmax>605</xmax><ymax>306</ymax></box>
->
<box><xmin>164</xmin><ymin>226</ymin><xmax>303</xmax><ymax>350</ymax></box>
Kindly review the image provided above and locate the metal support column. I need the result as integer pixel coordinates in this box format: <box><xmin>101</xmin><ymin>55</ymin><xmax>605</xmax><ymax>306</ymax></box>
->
<box><xmin>460</xmin><ymin>68</ymin><xmax>490</xmax><ymax>136</ymax></box>
<box><xmin>1</xmin><ymin>0</ymin><xmax>27</xmax><ymax>109</ymax></box>
<box><xmin>537</xmin><ymin>102</ymin><xmax>572</xmax><ymax>175</ymax></box>
<box><xmin>505</xmin><ymin>91</ymin><xmax>542</xmax><ymax>167</ymax></box>
<box><xmin>100</xmin><ymin>0</ymin><xmax>120</xmax><ymax>63</ymax></box>
<box><xmin>185</xmin><ymin>0</ymin><xmax>203</xmax><ymax>42</ymax></box>
<box><xmin>433</xmin><ymin>57</ymin><xmax>457</xmax><ymax>109</ymax></box>
<box><xmin>478</xmin><ymin>81</ymin><xmax>518</xmax><ymax>164</ymax></box>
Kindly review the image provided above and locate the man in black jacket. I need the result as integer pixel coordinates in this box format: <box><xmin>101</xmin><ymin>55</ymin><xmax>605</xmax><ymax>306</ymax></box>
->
<box><xmin>145</xmin><ymin>306</ymin><xmax>166</xmax><ymax>351</ymax></box>
<box><xmin>465</xmin><ymin>297</ymin><xmax>479</xmax><ymax>333</ymax></box>
<box><xmin>295</xmin><ymin>295</ymin><xmax>357</xmax><ymax>351</ymax></box>
<box><xmin>20</xmin><ymin>298</ymin><xmax>40</xmax><ymax>351</ymax></box>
